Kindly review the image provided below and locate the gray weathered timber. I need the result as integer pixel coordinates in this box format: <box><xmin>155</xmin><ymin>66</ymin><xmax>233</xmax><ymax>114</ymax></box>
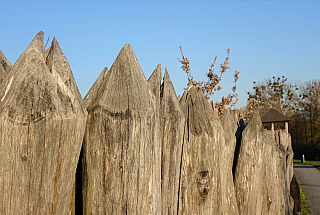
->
<box><xmin>278</xmin><ymin>130</ymin><xmax>295</xmax><ymax>214</ymax></box>
<box><xmin>270</xmin><ymin>129</ymin><xmax>295</xmax><ymax>214</ymax></box>
<box><xmin>210</xmin><ymin>100</ymin><xmax>215</xmax><ymax>111</ymax></box>
<box><xmin>45</xmin><ymin>37</ymin><xmax>85</xmax><ymax>105</ymax></box>
<box><xmin>160</xmin><ymin>68</ymin><xmax>185</xmax><ymax>215</ymax></box>
<box><xmin>234</xmin><ymin>111</ymin><xmax>293</xmax><ymax>215</ymax></box>
<box><xmin>261</xmin><ymin>132</ymin><xmax>287</xmax><ymax>215</ymax></box>
<box><xmin>83</xmin><ymin>44</ymin><xmax>161</xmax><ymax>214</ymax></box>
<box><xmin>179</xmin><ymin>86</ymin><xmax>223</xmax><ymax>214</ymax></box>
<box><xmin>234</xmin><ymin>111</ymin><xmax>282</xmax><ymax>215</ymax></box>
<box><xmin>0</xmin><ymin>31</ymin><xmax>86</xmax><ymax>214</ymax></box>
<box><xmin>220</xmin><ymin>110</ymin><xmax>239</xmax><ymax>215</ymax></box>
<box><xmin>204</xmin><ymin>91</ymin><xmax>226</xmax><ymax>215</ymax></box>
<box><xmin>0</xmin><ymin>50</ymin><xmax>12</xmax><ymax>84</ymax></box>
<box><xmin>45</xmin><ymin>37</ymin><xmax>88</xmax><ymax>214</ymax></box>
<box><xmin>147</xmin><ymin>64</ymin><xmax>161</xmax><ymax>103</ymax></box>
<box><xmin>84</xmin><ymin>67</ymin><xmax>108</xmax><ymax>109</ymax></box>
<box><xmin>147</xmin><ymin>63</ymin><xmax>162</xmax><ymax>215</ymax></box>
<box><xmin>234</xmin><ymin>111</ymin><xmax>266</xmax><ymax>215</ymax></box>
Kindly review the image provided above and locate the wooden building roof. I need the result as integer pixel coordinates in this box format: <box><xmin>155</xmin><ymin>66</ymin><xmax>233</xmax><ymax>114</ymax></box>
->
<box><xmin>260</xmin><ymin>108</ymin><xmax>290</xmax><ymax>123</ymax></box>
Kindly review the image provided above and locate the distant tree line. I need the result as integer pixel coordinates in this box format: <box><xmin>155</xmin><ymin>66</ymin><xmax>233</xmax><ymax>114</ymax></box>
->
<box><xmin>247</xmin><ymin>77</ymin><xmax>320</xmax><ymax>160</ymax></box>
<box><xmin>177</xmin><ymin>46</ymin><xmax>320</xmax><ymax>160</ymax></box>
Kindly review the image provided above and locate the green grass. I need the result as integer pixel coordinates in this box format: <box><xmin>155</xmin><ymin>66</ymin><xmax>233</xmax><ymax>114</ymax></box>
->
<box><xmin>300</xmin><ymin>186</ymin><xmax>312</xmax><ymax>215</ymax></box>
<box><xmin>293</xmin><ymin>159</ymin><xmax>320</xmax><ymax>170</ymax></box>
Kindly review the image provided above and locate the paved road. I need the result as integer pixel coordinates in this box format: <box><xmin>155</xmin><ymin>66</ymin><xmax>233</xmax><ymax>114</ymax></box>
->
<box><xmin>294</xmin><ymin>164</ymin><xmax>320</xmax><ymax>215</ymax></box>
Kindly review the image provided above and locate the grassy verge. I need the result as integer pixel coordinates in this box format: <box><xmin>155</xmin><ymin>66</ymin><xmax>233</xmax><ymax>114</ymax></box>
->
<box><xmin>294</xmin><ymin>160</ymin><xmax>315</xmax><ymax>214</ymax></box>
<box><xmin>300</xmin><ymin>186</ymin><xmax>312</xmax><ymax>215</ymax></box>
<box><xmin>293</xmin><ymin>159</ymin><xmax>320</xmax><ymax>170</ymax></box>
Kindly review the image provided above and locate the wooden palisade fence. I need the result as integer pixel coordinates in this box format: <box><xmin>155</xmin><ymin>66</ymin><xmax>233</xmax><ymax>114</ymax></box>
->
<box><xmin>0</xmin><ymin>32</ymin><xmax>296</xmax><ymax>215</ymax></box>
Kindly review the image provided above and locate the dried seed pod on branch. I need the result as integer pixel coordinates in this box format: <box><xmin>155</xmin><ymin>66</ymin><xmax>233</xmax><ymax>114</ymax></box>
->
<box><xmin>178</xmin><ymin>46</ymin><xmax>239</xmax><ymax>115</ymax></box>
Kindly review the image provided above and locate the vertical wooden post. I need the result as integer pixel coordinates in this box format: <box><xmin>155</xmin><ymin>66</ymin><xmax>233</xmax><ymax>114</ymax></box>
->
<box><xmin>83</xmin><ymin>44</ymin><xmax>160</xmax><ymax>214</ymax></box>
<box><xmin>157</xmin><ymin>68</ymin><xmax>184</xmax><ymax>215</ymax></box>
<box><xmin>0</xmin><ymin>31</ymin><xmax>87</xmax><ymax>215</ymax></box>
<box><xmin>271</xmin><ymin>122</ymin><xmax>275</xmax><ymax>141</ymax></box>
<box><xmin>179</xmin><ymin>86</ymin><xmax>223</xmax><ymax>214</ymax></box>
<box><xmin>220</xmin><ymin>110</ymin><xmax>240</xmax><ymax>214</ymax></box>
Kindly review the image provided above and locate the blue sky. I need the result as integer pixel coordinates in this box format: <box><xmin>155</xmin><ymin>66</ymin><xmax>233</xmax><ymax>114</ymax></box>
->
<box><xmin>0</xmin><ymin>0</ymin><xmax>319</xmax><ymax>108</ymax></box>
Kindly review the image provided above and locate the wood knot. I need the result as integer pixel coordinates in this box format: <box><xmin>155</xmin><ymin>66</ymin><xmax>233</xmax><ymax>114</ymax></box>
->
<box><xmin>196</xmin><ymin>171</ymin><xmax>210</xmax><ymax>199</ymax></box>
<box><xmin>267</xmin><ymin>195</ymin><xmax>272</xmax><ymax>210</ymax></box>
<box><xmin>21</xmin><ymin>155</ymin><xmax>27</xmax><ymax>161</ymax></box>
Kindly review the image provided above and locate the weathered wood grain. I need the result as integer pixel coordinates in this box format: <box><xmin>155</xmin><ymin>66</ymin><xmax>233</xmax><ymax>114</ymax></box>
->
<box><xmin>260</xmin><ymin>132</ymin><xmax>286</xmax><ymax>215</ymax></box>
<box><xmin>84</xmin><ymin>67</ymin><xmax>108</xmax><ymax>109</ymax></box>
<box><xmin>277</xmin><ymin>130</ymin><xmax>295</xmax><ymax>214</ymax></box>
<box><xmin>265</xmin><ymin>124</ymin><xmax>294</xmax><ymax>215</ymax></box>
<box><xmin>0</xmin><ymin>50</ymin><xmax>12</xmax><ymax>84</ymax></box>
<box><xmin>45</xmin><ymin>37</ymin><xmax>87</xmax><ymax>214</ymax></box>
<box><xmin>177</xmin><ymin>95</ymin><xmax>181</xmax><ymax>102</ymax></box>
<box><xmin>220</xmin><ymin>110</ymin><xmax>239</xmax><ymax>215</ymax></box>
<box><xmin>0</xmin><ymin>31</ymin><xmax>87</xmax><ymax>214</ymax></box>
<box><xmin>147</xmin><ymin>64</ymin><xmax>161</xmax><ymax>104</ymax></box>
<box><xmin>45</xmin><ymin>37</ymin><xmax>84</xmax><ymax>105</ymax></box>
<box><xmin>83</xmin><ymin>44</ymin><xmax>161</xmax><ymax>214</ymax></box>
<box><xmin>147</xmin><ymin>63</ymin><xmax>162</xmax><ymax>215</ymax></box>
<box><xmin>160</xmin><ymin>68</ymin><xmax>185</xmax><ymax>215</ymax></box>
<box><xmin>179</xmin><ymin>86</ymin><xmax>224</xmax><ymax>214</ymax></box>
<box><xmin>0</xmin><ymin>33</ymin><xmax>296</xmax><ymax>214</ymax></box>
<box><xmin>234</xmin><ymin>111</ymin><xmax>267</xmax><ymax>215</ymax></box>
<box><xmin>234</xmin><ymin>111</ymin><xmax>293</xmax><ymax>215</ymax></box>
<box><xmin>204</xmin><ymin>90</ymin><xmax>226</xmax><ymax>215</ymax></box>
